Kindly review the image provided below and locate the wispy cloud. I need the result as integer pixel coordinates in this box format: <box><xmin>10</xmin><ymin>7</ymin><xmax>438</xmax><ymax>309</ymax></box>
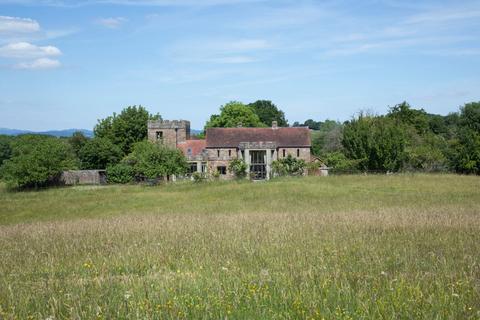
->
<box><xmin>95</xmin><ymin>17</ymin><xmax>127</xmax><ymax>28</ymax></box>
<box><xmin>0</xmin><ymin>42</ymin><xmax>61</xmax><ymax>58</ymax></box>
<box><xmin>0</xmin><ymin>15</ymin><xmax>40</xmax><ymax>33</ymax></box>
<box><xmin>0</xmin><ymin>0</ymin><xmax>264</xmax><ymax>7</ymax></box>
<box><xmin>14</xmin><ymin>57</ymin><xmax>61</xmax><ymax>69</ymax></box>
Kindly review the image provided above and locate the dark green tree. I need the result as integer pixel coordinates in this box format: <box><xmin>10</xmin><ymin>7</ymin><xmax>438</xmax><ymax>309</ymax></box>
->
<box><xmin>342</xmin><ymin>114</ymin><xmax>407</xmax><ymax>172</ymax></box>
<box><xmin>205</xmin><ymin>101</ymin><xmax>264</xmax><ymax>129</ymax></box>
<box><xmin>2</xmin><ymin>135</ymin><xmax>77</xmax><ymax>189</ymax></box>
<box><xmin>68</xmin><ymin>131</ymin><xmax>88</xmax><ymax>158</ymax></box>
<box><xmin>94</xmin><ymin>105</ymin><xmax>161</xmax><ymax>155</ymax></box>
<box><xmin>79</xmin><ymin>137</ymin><xmax>123</xmax><ymax>169</ymax></box>
<box><xmin>247</xmin><ymin>100</ymin><xmax>288</xmax><ymax>127</ymax></box>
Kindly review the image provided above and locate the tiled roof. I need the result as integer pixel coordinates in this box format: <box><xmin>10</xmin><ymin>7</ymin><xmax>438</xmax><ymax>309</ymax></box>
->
<box><xmin>205</xmin><ymin>127</ymin><xmax>311</xmax><ymax>148</ymax></box>
<box><xmin>177</xmin><ymin>139</ymin><xmax>206</xmax><ymax>157</ymax></box>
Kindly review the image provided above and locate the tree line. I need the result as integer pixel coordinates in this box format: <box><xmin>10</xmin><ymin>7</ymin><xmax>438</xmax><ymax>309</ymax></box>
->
<box><xmin>0</xmin><ymin>100</ymin><xmax>479</xmax><ymax>189</ymax></box>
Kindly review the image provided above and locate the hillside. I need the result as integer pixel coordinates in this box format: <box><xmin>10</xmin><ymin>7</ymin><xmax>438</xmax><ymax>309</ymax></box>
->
<box><xmin>0</xmin><ymin>128</ymin><xmax>94</xmax><ymax>137</ymax></box>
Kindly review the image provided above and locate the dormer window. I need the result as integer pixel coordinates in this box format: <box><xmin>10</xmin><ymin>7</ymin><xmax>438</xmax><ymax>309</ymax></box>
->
<box><xmin>187</xmin><ymin>148</ymin><xmax>192</xmax><ymax>156</ymax></box>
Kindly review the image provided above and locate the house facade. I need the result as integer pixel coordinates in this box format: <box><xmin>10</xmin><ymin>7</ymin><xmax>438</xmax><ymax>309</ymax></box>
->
<box><xmin>147</xmin><ymin>119</ymin><xmax>313</xmax><ymax>180</ymax></box>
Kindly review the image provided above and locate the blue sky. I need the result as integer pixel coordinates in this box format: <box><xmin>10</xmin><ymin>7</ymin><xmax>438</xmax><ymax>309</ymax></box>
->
<box><xmin>0</xmin><ymin>0</ymin><xmax>479</xmax><ymax>130</ymax></box>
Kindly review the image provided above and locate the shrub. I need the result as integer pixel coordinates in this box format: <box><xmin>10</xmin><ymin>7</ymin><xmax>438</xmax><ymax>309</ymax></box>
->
<box><xmin>2</xmin><ymin>135</ymin><xmax>77</xmax><ymax>189</ymax></box>
<box><xmin>228</xmin><ymin>158</ymin><xmax>248</xmax><ymax>178</ymax></box>
<box><xmin>123</xmin><ymin>141</ymin><xmax>188</xmax><ymax>180</ymax></box>
<box><xmin>271</xmin><ymin>155</ymin><xmax>306</xmax><ymax>177</ymax></box>
<box><xmin>106</xmin><ymin>163</ymin><xmax>134</xmax><ymax>184</ymax></box>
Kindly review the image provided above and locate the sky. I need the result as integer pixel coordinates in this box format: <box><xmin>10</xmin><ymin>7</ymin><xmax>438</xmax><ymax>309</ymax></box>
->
<box><xmin>0</xmin><ymin>0</ymin><xmax>479</xmax><ymax>131</ymax></box>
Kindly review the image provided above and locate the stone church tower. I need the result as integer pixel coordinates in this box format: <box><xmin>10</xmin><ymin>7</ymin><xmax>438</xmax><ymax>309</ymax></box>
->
<box><xmin>147</xmin><ymin>120</ymin><xmax>190</xmax><ymax>149</ymax></box>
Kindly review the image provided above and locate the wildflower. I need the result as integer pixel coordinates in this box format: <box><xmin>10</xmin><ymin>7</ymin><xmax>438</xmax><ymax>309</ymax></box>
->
<box><xmin>124</xmin><ymin>291</ymin><xmax>132</xmax><ymax>300</ymax></box>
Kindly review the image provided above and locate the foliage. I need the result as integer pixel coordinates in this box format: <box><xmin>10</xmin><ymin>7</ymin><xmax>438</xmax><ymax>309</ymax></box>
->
<box><xmin>106</xmin><ymin>163</ymin><xmax>134</xmax><ymax>184</ymax></box>
<box><xmin>192</xmin><ymin>171</ymin><xmax>206</xmax><ymax>183</ymax></box>
<box><xmin>310</xmin><ymin>120</ymin><xmax>343</xmax><ymax>156</ymax></box>
<box><xmin>123</xmin><ymin>141</ymin><xmax>188</xmax><ymax>179</ymax></box>
<box><xmin>448</xmin><ymin>102</ymin><xmax>480</xmax><ymax>174</ymax></box>
<box><xmin>0</xmin><ymin>135</ymin><xmax>13</xmax><ymax>178</ymax></box>
<box><xmin>1</xmin><ymin>135</ymin><xmax>77</xmax><ymax>189</ymax></box>
<box><xmin>79</xmin><ymin>137</ymin><xmax>123</xmax><ymax>170</ymax></box>
<box><xmin>68</xmin><ymin>131</ymin><xmax>88</xmax><ymax>157</ymax></box>
<box><xmin>323</xmin><ymin>151</ymin><xmax>360</xmax><ymax>172</ymax></box>
<box><xmin>342</xmin><ymin>114</ymin><xmax>407</xmax><ymax>172</ymax></box>
<box><xmin>205</xmin><ymin>101</ymin><xmax>264</xmax><ymax>129</ymax></box>
<box><xmin>228</xmin><ymin>158</ymin><xmax>248</xmax><ymax>178</ymax></box>
<box><xmin>94</xmin><ymin>105</ymin><xmax>161</xmax><ymax>155</ymax></box>
<box><xmin>247</xmin><ymin>100</ymin><xmax>288</xmax><ymax>127</ymax></box>
<box><xmin>271</xmin><ymin>154</ymin><xmax>306</xmax><ymax>176</ymax></box>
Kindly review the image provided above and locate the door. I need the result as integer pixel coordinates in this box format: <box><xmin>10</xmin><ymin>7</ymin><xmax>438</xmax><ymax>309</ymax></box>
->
<box><xmin>250</xmin><ymin>150</ymin><xmax>267</xmax><ymax>180</ymax></box>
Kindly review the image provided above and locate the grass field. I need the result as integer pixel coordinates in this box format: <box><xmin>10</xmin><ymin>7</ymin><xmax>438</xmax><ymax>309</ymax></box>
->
<box><xmin>0</xmin><ymin>175</ymin><xmax>479</xmax><ymax>319</ymax></box>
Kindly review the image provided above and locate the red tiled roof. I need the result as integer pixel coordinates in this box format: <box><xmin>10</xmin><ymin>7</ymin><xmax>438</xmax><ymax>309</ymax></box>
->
<box><xmin>205</xmin><ymin>127</ymin><xmax>311</xmax><ymax>148</ymax></box>
<box><xmin>177</xmin><ymin>139</ymin><xmax>206</xmax><ymax>157</ymax></box>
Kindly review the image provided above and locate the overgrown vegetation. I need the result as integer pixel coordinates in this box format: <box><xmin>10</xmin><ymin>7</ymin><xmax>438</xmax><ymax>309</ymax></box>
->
<box><xmin>228</xmin><ymin>158</ymin><xmax>248</xmax><ymax>178</ymax></box>
<box><xmin>271</xmin><ymin>154</ymin><xmax>306</xmax><ymax>176</ymax></box>
<box><xmin>0</xmin><ymin>175</ymin><xmax>479</xmax><ymax>318</ymax></box>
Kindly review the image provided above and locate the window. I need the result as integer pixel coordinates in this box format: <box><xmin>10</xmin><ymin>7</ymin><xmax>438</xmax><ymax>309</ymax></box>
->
<box><xmin>228</xmin><ymin>150</ymin><xmax>232</xmax><ymax>157</ymax></box>
<box><xmin>188</xmin><ymin>162</ymin><xmax>197</xmax><ymax>174</ymax></box>
<box><xmin>156</xmin><ymin>131</ymin><xmax>163</xmax><ymax>143</ymax></box>
<box><xmin>297</xmin><ymin>149</ymin><xmax>300</xmax><ymax>157</ymax></box>
<box><xmin>187</xmin><ymin>148</ymin><xmax>192</xmax><ymax>156</ymax></box>
<box><xmin>282</xmin><ymin>149</ymin><xmax>286</xmax><ymax>157</ymax></box>
<box><xmin>217</xmin><ymin>150</ymin><xmax>220</xmax><ymax>158</ymax></box>
<box><xmin>217</xmin><ymin>166</ymin><xmax>227</xmax><ymax>175</ymax></box>
<box><xmin>201</xmin><ymin>162</ymin><xmax>207</xmax><ymax>173</ymax></box>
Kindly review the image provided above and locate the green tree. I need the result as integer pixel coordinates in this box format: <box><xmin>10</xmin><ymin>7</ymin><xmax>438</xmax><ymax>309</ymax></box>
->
<box><xmin>342</xmin><ymin>114</ymin><xmax>407</xmax><ymax>172</ymax></box>
<box><xmin>106</xmin><ymin>163</ymin><xmax>134</xmax><ymax>184</ymax></box>
<box><xmin>94</xmin><ymin>105</ymin><xmax>161</xmax><ymax>155</ymax></box>
<box><xmin>247</xmin><ymin>100</ymin><xmax>288</xmax><ymax>127</ymax></box>
<box><xmin>79</xmin><ymin>137</ymin><xmax>123</xmax><ymax>169</ymax></box>
<box><xmin>2</xmin><ymin>135</ymin><xmax>77</xmax><ymax>189</ymax></box>
<box><xmin>0</xmin><ymin>135</ymin><xmax>14</xmax><ymax>179</ymax></box>
<box><xmin>123</xmin><ymin>141</ymin><xmax>187</xmax><ymax>179</ymax></box>
<box><xmin>68</xmin><ymin>131</ymin><xmax>88</xmax><ymax>157</ymax></box>
<box><xmin>449</xmin><ymin>102</ymin><xmax>480</xmax><ymax>174</ymax></box>
<box><xmin>205</xmin><ymin>101</ymin><xmax>264</xmax><ymax>129</ymax></box>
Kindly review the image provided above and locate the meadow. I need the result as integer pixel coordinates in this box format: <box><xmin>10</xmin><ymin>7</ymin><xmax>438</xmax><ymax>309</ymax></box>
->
<box><xmin>0</xmin><ymin>175</ymin><xmax>479</xmax><ymax>319</ymax></box>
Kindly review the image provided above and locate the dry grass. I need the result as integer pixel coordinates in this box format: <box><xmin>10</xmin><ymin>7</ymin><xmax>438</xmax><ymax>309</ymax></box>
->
<box><xmin>0</xmin><ymin>174</ymin><xmax>479</xmax><ymax>319</ymax></box>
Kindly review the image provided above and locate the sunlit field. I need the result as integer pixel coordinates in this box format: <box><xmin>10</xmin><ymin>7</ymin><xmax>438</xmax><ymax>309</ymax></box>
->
<box><xmin>0</xmin><ymin>175</ymin><xmax>479</xmax><ymax>319</ymax></box>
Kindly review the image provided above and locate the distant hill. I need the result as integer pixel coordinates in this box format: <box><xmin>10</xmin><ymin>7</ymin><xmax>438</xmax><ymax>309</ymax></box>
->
<box><xmin>0</xmin><ymin>128</ymin><xmax>94</xmax><ymax>138</ymax></box>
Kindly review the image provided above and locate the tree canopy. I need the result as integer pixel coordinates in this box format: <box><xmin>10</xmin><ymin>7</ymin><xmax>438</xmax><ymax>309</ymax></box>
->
<box><xmin>205</xmin><ymin>101</ymin><xmax>265</xmax><ymax>129</ymax></box>
<box><xmin>94</xmin><ymin>105</ymin><xmax>160</xmax><ymax>155</ymax></box>
<box><xmin>247</xmin><ymin>100</ymin><xmax>288</xmax><ymax>127</ymax></box>
<box><xmin>79</xmin><ymin>137</ymin><xmax>123</xmax><ymax>170</ymax></box>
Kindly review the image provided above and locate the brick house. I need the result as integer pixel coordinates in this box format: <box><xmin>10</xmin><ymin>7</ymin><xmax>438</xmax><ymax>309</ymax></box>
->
<box><xmin>147</xmin><ymin>119</ymin><xmax>312</xmax><ymax>180</ymax></box>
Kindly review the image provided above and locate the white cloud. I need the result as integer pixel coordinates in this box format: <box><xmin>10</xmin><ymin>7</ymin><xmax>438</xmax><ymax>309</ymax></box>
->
<box><xmin>14</xmin><ymin>57</ymin><xmax>61</xmax><ymax>69</ymax></box>
<box><xmin>208</xmin><ymin>56</ymin><xmax>256</xmax><ymax>64</ymax></box>
<box><xmin>96</xmin><ymin>17</ymin><xmax>127</xmax><ymax>28</ymax></box>
<box><xmin>0</xmin><ymin>42</ymin><xmax>62</xmax><ymax>58</ymax></box>
<box><xmin>0</xmin><ymin>15</ymin><xmax>40</xmax><ymax>33</ymax></box>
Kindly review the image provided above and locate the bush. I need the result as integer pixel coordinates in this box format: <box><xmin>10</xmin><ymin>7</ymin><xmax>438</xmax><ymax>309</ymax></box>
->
<box><xmin>271</xmin><ymin>155</ymin><xmax>306</xmax><ymax>177</ymax></box>
<box><xmin>106</xmin><ymin>163</ymin><xmax>134</xmax><ymax>184</ymax></box>
<box><xmin>2</xmin><ymin>135</ymin><xmax>77</xmax><ymax>189</ymax></box>
<box><xmin>123</xmin><ymin>141</ymin><xmax>188</xmax><ymax>180</ymax></box>
<box><xmin>228</xmin><ymin>159</ymin><xmax>247</xmax><ymax>178</ymax></box>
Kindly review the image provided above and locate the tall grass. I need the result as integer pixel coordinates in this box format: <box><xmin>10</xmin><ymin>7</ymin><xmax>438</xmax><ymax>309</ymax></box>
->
<box><xmin>0</xmin><ymin>175</ymin><xmax>479</xmax><ymax>319</ymax></box>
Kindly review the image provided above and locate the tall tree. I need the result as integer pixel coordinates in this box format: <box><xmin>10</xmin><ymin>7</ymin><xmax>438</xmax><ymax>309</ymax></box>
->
<box><xmin>248</xmin><ymin>100</ymin><xmax>288</xmax><ymax>127</ymax></box>
<box><xmin>94</xmin><ymin>105</ymin><xmax>161</xmax><ymax>155</ymax></box>
<box><xmin>205</xmin><ymin>101</ymin><xmax>264</xmax><ymax>128</ymax></box>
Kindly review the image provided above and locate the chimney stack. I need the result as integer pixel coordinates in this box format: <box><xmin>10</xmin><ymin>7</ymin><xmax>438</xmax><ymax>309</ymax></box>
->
<box><xmin>272</xmin><ymin>121</ymin><xmax>278</xmax><ymax>129</ymax></box>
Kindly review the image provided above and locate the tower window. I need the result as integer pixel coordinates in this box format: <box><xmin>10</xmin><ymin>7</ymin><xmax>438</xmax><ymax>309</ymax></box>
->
<box><xmin>297</xmin><ymin>149</ymin><xmax>300</xmax><ymax>157</ymax></box>
<box><xmin>282</xmin><ymin>149</ymin><xmax>286</xmax><ymax>157</ymax></box>
<box><xmin>217</xmin><ymin>150</ymin><xmax>220</xmax><ymax>158</ymax></box>
<box><xmin>228</xmin><ymin>150</ymin><xmax>232</xmax><ymax>157</ymax></box>
<box><xmin>156</xmin><ymin>131</ymin><xmax>163</xmax><ymax>142</ymax></box>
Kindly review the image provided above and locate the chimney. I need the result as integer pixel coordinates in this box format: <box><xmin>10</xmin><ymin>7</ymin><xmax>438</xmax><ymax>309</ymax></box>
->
<box><xmin>272</xmin><ymin>121</ymin><xmax>278</xmax><ymax>129</ymax></box>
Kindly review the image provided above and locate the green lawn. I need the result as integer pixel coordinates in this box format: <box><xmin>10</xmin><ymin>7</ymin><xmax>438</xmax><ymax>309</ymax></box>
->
<box><xmin>0</xmin><ymin>175</ymin><xmax>479</xmax><ymax>319</ymax></box>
